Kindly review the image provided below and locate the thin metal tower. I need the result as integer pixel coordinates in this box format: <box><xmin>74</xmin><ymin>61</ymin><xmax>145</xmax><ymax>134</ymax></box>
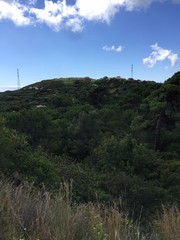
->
<box><xmin>17</xmin><ymin>68</ymin><xmax>20</xmax><ymax>90</ymax></box>
<box><xmin>131</xmin><ymin>64</ymin><xmax>134</xmax><ymax>79</ymax></box>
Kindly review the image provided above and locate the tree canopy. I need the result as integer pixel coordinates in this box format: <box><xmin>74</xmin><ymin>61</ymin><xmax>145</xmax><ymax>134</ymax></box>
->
<box><xmin>0</xmin><ymin>73</ymin><xmax>179</xmax><ymax>221</ymax></box>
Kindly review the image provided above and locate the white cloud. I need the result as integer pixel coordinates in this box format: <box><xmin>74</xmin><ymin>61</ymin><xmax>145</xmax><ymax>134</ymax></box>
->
<box><xmin>0</xmin><ymin>85</ymin><xmax>18</xmax><ymax>92</ymax></box>
<box><xmin>0</xmin><ymin>0</ymin><xmax>180</xmax><ymax>31</ymax></box>
<box><xmin>30</xmin><ymin>0</ymin><xmax>80</xmax><ymax>31</ymax></box>
<box><xmin>29</xmin><ymin>0</ymin><xmax>37</xmax><ymax>5</ymax></box>
<box><xmin>75</xmin><ymin>0</ymin><xmax>123</xmax><ymax>23</ymax></box>
<box><xmin>0</xmin><ymin>1</ymin><xmax>30</xmax><ymax>26</ymax></box>
<box><xmin>65</xmin><ymin>17</ymin><xmax>84</xmax><ymax>32</ymax></box>
<box><xmin>143</xmin><ymin>43</ymin><xmax>179</xmax><ymax>67</ymax></box>
<box><xmin>103</xmin><ymin>45</ymin><xmax>123</xmax><ymax>52</ymax></box>
<box><xmin>30</xmin><ymin>1</ymin><xmax>64</xmax><ymax>31</ymax></box>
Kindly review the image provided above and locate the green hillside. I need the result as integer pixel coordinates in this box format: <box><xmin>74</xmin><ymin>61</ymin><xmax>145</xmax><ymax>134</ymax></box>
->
<box><xmin>0</xmin><ymin>73</ymin><xmax>180</xmax><ymax>222</ymax></box>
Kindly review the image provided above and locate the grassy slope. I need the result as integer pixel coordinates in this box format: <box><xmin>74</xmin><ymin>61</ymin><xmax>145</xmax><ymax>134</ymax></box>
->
<box><xmin>0</xmin><ymin>178</ymin><xmax>180</xmax><ymax>240</ymax></box>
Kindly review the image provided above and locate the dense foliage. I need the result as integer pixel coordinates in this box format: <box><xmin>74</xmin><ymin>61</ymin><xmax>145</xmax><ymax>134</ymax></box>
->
<box><xmin>0</xmin><ymin>73</ymin><xmax>180</xmax><ymax>221</ymax></box>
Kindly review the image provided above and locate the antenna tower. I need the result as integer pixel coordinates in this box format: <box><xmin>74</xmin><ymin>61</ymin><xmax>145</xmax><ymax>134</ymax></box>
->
<box><xmin>131</xmin><ymin>64</ymin><xmax>134</xmax><ymax>79</ymax></box>
<box><xmin>17</xmin><ymin>68</ymin><xmax>20</xmax><ymax>90</ymax></box>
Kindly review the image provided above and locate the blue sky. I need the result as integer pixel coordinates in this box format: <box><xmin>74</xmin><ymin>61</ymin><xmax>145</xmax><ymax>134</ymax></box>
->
<box><xmin>0</xmin><ymin>0</ymin><xmax>180</xmax><ymax>91</ymax></box>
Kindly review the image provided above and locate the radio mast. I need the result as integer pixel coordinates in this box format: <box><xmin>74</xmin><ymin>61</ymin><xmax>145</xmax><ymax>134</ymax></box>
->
<box><xmin>131</xmin><ymin>64</ymin><xmax>134</xmax><ymax>79</ymax></box>
<box><xmin>17</xmin><ymin>68</ymin><xmax>20</xmax><ymax>90</ymax></box>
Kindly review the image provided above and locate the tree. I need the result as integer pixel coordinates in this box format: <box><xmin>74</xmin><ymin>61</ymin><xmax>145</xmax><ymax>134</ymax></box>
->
<box><xmin>6</xmin><ymin>109</ymin><xmax>52</xmax><ymax>146</ymax></box>
<box><xmin>67</xmin><ymin>111</ymin><xmax>99</xmax><ymax>160</ymax></box>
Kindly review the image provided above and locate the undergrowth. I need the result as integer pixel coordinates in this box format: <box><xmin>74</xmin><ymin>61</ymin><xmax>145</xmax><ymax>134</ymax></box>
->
<box><xmin>0</xmin><ymin>178</ymin><xmax>179</xmax><ymax>240</ymax></box>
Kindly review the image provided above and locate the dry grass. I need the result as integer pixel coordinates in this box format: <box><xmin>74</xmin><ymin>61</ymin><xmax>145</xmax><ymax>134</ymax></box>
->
<box><xmin>153</xmin><ymin>205</ymin><xmax>180</xmax><ymax>240</ymax></box>
<box><xmin>0</xmin><ymin>178</ymin><xmax>179</xmax><ymax>240</ymax></box>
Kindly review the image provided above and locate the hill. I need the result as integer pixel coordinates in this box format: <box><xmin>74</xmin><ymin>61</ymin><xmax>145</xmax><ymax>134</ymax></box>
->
<box><xmin>0</xmin><ymin>73</ymin><xmax>180</xmax><ymax>221</ymax></box>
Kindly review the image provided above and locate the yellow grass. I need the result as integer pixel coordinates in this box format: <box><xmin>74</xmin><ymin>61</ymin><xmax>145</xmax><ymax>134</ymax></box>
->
<box><xmin>154</xmin><ymin>205</ymin><xmax>180</xmax><ymax>240</ymax></box>
<box><xmin>0</xmin><ymin>178</ymin><xmax>179</xmax><ymax>240</ymax></box>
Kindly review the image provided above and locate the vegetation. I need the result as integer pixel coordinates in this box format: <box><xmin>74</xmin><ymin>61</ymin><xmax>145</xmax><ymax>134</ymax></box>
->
<box><xmin>0</xmin><ymin>73</ymin><xmax>180</xmax><ymax>238</ymax></box>
<box><xmin>0</xmin><ymin>178</ymin><xmax>180</xmax><ymax>240</ymax></box>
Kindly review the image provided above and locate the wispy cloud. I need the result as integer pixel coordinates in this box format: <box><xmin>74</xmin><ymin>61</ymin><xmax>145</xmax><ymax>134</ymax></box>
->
<box><xmin>143</xmin><ymin>43</ymin><xmax>179</xmax><ymax>68</ymax></box>
<box><xmin>0</xmin><ymin>85</ymin><xmax>18</xmax><ymax>92</ymax></box>
<box><xmin>103</xmin><ymin>45</ymin><xmax>123</xmax><ymax>52</ymax></box>
<box><xmin>0</xmin><ymin>1</ymin><xmax>180</xmax><ymax>31</ymax></box>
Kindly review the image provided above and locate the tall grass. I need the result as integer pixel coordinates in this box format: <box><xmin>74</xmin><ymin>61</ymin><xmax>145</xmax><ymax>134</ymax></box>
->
<box><xmin>153</xmin><ymin>205</ymin><xmax>180</xmax><ymax>240</ymax></box>
<box><xmin>0</xmin><ymin>178</ymin><xmax>179</xmax><ymax>240</ymax></box>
